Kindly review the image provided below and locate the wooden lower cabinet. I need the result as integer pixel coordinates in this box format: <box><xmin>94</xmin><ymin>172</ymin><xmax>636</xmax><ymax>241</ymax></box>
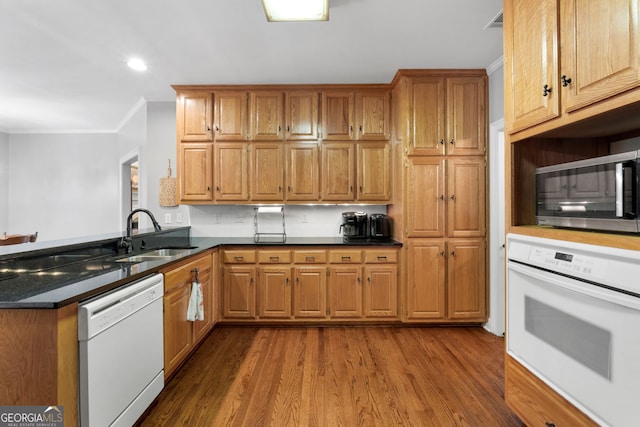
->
<box><xmin>293</xmin><ymin>266</ymin><xmax>327</xmax><ymax>319</ymax></box>
<box><xmin>162</xmin><ymin>251</ymin><xmax>215</xmax><ymax>380</ymax></box>
<box><xmin>220</xmin><ymin>246</ymin><xmax>399</xmax><ymax>323</ymax></box>
<box><xmin>405</xmin><ymin>238</ymin><xmax>486</xmax><ymax>322</ymax></box>
<box><xmin>505</xmin><ymin>355</ymin><xmax>599</xmax><ymax>427</ymax></box>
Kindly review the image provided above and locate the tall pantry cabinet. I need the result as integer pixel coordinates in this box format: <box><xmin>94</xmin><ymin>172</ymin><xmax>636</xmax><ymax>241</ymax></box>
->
<box><xmin>388</xmin><ymin>70</ymin><xmax>488</xmax><ymax>323</ymax></box>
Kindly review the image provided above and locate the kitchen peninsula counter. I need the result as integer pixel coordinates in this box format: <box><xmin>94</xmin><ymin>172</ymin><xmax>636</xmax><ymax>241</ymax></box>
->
<box><xmin>0</xmin><ymin>231</ymin><xmax>401</xmax><ymax>309</ymax></box>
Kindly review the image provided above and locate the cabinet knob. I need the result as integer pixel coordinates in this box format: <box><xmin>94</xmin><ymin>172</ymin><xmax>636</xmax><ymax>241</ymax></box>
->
<box><xmin>439</xmin><ymin>195</ymin><xmax>445</xmax><ymax>201</ymax></box>
<box><xmin>449</xmin><ymin>139</ymin><xmax>455</xmax><ymax>145</ymax></box>
<box><xmin>359</xmin><ymin>125</ymin><xmax>363</xmax><ymax>132</ymax></box>
<box><xmin>287</xmin><ymin>125</ymin><xmax>290</xmax><ymax>132</ymax></box>
<box><xmin>215</xmin><ymin>125</ymin><xmax>220</xmax><ymax>132</ymax></box>
<box><xmin>450</xmin><ymin>251</ymin><xmax>456</xmax><ymax>257</ymax></box>
<box><xmin>439</xmin><ymin>139</ymin><xmax>444</xmax><ymax>145</ymax></box>
<box><xmin>440</xmin><ymin>251</ymin><xmax>445</xmax><ymax>257</ymax></box>
<box><xmin>543</xmin><ymin>84</ymin><xmax>552</xmax><ymax>97</ymax></box>
<box><xmin>561</xmin><ymin>75</ymin><xmax>572</xmax><ymax>87</ymax></box>
<box><xmin>450</xmin><ymin>195</ymin><xmax>456</xmax><ymax>201</ymax></box>
<box><xmin>350</xmin><ymin>125</ymin><xmax>353</xmax><ymax>133</ymax></box>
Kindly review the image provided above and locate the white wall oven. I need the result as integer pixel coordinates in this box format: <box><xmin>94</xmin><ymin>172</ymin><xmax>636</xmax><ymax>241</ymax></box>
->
<box><xmin>536</xmin><ymin>150</ymin><xmax>639</xmax><ymax>233</ymax></box>
<box><xmin>507</xmin><ymin>234</ymin><xmax>640</xmax><ymax>427</ymax></box>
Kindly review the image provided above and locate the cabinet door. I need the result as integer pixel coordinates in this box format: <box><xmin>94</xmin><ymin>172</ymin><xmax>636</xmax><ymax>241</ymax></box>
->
<box><xmin>357</xmin><ymin>143</ymin><xmax>390</xmax><ymax>201</ymax></box>
<box><xmin>293</xmin><ymin>267</ymin><xmax>327</xmax><ymax>318</ymax></box>
<box><xmin>363</xmin><ymin>265</ymin><xmax>397</xmax><ymax>318</ymax></box>
<box><xmin>285</xmin><ymin>91</ymin><xmax>319</xmax><ymax>140</ymax></box>
<box><xmin>223</xmin><ymin>266</ymin><xmax>256</xmax><ymax>318</ymax></box>
<box><xmin>406</xmin><ymin>240</ymin><xmax>446</xmax><ymax>321</ymax></box>
<box><xmin>250</xmin><ymin>91</ymin><xmax>284</xmax><ymax>141</ymax></box>
<box><xmin>286</xmin><ymin>144</ymin><xmax>320</xmax><ymax>201</ymax></box>
<box><xmin>257</xmin><ymin>267</ymin><xmax>292</xmax><ymax>319</ymax></box>
<box><xmin>447</xmin><ymin>158</ymin><xmax>486</xmax><ymax>237</ymax></box>
<box><xmin>213</xmin><ymin>91</ymin><xmax>248</xmax><ymax>141</ymax></box>
<box><xmin>504</xmin><ymin>0</ymin><xmax>560</xmax><ymax>133</ymax></box>
<box><xmin>192</xmin><ymin>259</ymin><xmax>214</xmax><ymax>345</ymax></box>
<box><xmin>163</xmin><ymin>283</ymin><xmax>193</xmax><ymax>379</ymax></box>
<box><xmin>406</xmin><ymin>157</ymin><xmax>445</xmax><ymax>237</ymax></box>
<box><xmin>179</xmin><ymin>143</ymin><xmax>213</xmax><ymax>202</ymax></box>
<box><xmin>321</xmin><ymin>91</ymin><xmax>355</xmax><ymax>140</ymax></box>
<box><xmin>251</xmin><ymin>143</ymin><xmax>284</xmax><ymax>201</ymax></box>
<box><xmin>177</xmin><ymin>91</ymin><xmax>213</xmax><ymax>142</ymax></box>
<box><xmin>410</xmin><ymin>77</ymin><xmax>445</xmax><ymax>155</ymax></box>
<box><xmin>321</xmin><ymin>142</ymin><xmax>355</xmax><ymax>201</ymax></box>
<box><xmin>214</xmin><ymin>143</ymin><xmax>249</xmax><ymax>201</ymax></box>
<box><xmin>447</xmin><ymin>239</ymin><xmax>486</xmax><ymax>320</ymax></box>
<box><xmin>355</xmin><ymin>90</ymin><xmax>390</xmax><ymax>140</ymax></box>
<box><xmin>561</xmin><ymin>0</ymin><xmax>640</xmax><ymax>112</ymax></box>
<box><xmin>446</xmin><ymin>77</ymin><xmax>486</xmax><ymax>156</ymax></box>
<box><xmin>328</xmin><ymin>266</ymin><xmax>362</xmax><ymax>318</ymax></box>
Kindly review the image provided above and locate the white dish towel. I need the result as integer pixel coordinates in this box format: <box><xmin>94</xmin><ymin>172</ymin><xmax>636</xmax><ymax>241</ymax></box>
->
<box><xmin>187</xmin><ymin>279</ymin><xmax>204</xmax><ymax>321</ymax></box>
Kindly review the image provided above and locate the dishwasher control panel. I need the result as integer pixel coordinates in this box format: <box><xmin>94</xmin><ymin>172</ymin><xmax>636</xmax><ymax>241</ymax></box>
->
<box><xmin>78</xmin><ymin>273</ymin><xmax>164</xmax><ymax>340</ymax></box>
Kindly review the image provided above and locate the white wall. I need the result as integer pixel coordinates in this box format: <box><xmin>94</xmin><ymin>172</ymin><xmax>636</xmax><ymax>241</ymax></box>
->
<box><xmin>488</xmin><ymin>56</ymin><xmax>504</xmax><ymax>123</ymax></box>
<box><xmin>0</xmin><ymin>132</ymin><xmax>8</xmax><ymax>232</ymax></box>
<box><xmin>8</xmin><ymin>133</ymin><xmax>120</xmax><ymax>241</ymax></box>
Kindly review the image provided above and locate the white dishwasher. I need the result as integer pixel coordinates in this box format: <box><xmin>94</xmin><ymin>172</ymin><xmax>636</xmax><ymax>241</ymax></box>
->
<box><xmin>78</xmin><ymin>273</ymin><xmax>164</xmax><ymax>427</ymax></box>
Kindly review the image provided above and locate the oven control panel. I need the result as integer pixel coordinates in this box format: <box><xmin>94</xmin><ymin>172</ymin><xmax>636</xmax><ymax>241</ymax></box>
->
<box><xmin>528</xmin><ymin>246</ymin><xmax>606</xmax><ymax>279</ymax></box>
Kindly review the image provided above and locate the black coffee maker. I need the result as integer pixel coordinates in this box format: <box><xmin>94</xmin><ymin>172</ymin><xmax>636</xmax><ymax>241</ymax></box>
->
<box><xmin>369</xmin><ymin>214</ymin><xmax>392</xmax><ymax>240</ymax></box>
<box><xmin>340</xmin><ymin>211</ymin><xmax>368</xmax><ymax>241</ymax></box>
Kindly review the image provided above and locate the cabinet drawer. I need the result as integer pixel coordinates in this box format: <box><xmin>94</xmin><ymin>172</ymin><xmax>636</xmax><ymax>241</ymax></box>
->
<box><xmin>293</xmin><ymin>250</ymin><xmax>327</xmax><ymax>264</ymax></box>
<box><xmin>223</xmin><ymin>249</ymin><xmax>256</xmax><ymax>264</ymax></box>
<box><xmin>329</xmin><ymin>250</ymin><xmax>362</xmax><ymax>264</ymax></box>
<box><xmin>364</xmin><ymin>249</ymin><xmax>397</xmax><ymax>264</ymax></box>
<box><xmin>162</xmin><ymin>252</ymin><xmax>212</xmax><ymax>293</ymax></box>
<box><xmin>257</xmin><ymin>250</ymin><xmax>291</xmax><ymax>264</ymax></box>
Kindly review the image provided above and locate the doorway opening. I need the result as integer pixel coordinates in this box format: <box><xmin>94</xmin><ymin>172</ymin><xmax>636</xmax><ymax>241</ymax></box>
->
<box><xmin>120</xmin><ymin>153</ymin><xmax>139</xmax><ymax>232</ymax></box>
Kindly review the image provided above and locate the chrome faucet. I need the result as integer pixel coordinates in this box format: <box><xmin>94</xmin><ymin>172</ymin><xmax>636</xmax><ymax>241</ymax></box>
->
<box><xmin>120</xmin><ymin>209</ymin><xmax>162</xmax><ymax>253</ymax></box>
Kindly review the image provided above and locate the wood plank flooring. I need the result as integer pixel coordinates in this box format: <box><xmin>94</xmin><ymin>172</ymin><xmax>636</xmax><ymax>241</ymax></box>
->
<box><xmin>139</xmin><ymin>326</ymin><xmax>524</xmax><ymax>427</ymax></box>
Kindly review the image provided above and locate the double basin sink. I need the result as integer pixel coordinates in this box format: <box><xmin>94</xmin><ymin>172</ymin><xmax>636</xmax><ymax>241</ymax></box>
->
<box><xmin>115</xmin><ymin>247</ymin><xmax>196</xmax><ymax>263</ymax></box>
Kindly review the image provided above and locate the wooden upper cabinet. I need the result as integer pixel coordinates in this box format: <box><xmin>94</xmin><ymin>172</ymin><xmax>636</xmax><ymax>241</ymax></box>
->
<box><xmin>177</xmin><ymin>92</ymin><xmax>213</xmax><ymax>142</ymax></box>
<box><xmin>251</xmin><ymin>143</ymin><xmax>284</xmax><ymax>201</ymax></box>
<box><xmin>355</xmin><ymin>90</ymin><xmax>390</xmax><ymax>140</ymax></box>
<box><xmin>285</xmin><ymin>91</ymin><xmax>319</xmax><ymax>141</ymax></box>
<box><xmin>322</xmin><ymin>91</ymin><xmax>355</xmax><ymax>140</ymax></box>
<box><xmin>561</xmin><ymin>0</ymin><xmax>640</xmax><ymax>112</ymax></box>
<box><xmin>179</xmin><ymin>143</ymin><xmax>213</xmax><ymax>202</ymax></box>
<box><xmin>214</xmin><ymin>143</ymin><xmax>249</xmax><ymax>201</ymax></box>
<box><xmin>504</xmin><ymin>0</ymin><xmax>560</xmax><ymax>134</ymax></box>
<box><xmin>321</xmin><ymin>142</ymin><xmax>355</xmax><ymax>201</ymax></box>
<box><xmin>357</xmin><ymin>143</ymin><xmax>391</xmax><ymax>201</ymax></box>
<box><xmin>446</xmin><ymin>78</ymin><xmax>486</xmax><ymax>156</ymax></box>
<box><xmin>250</xmin><ymin>91</ymin><xmax>284</xmax><ymax>141</ymax></box>
<box><xmin>410</xmin><ymin>77</ymin><xmax>446</xmax><ymax>155</ymax></box>
<box><xmin>286</xmin><ymin>143</ymin><xmax>320</xmax><ymax>201</ymax></box>
<box><xmin>213</xmin><ymin>91</ymin><xmax>248</xmax><ymax>141</ymax></box>
<box><xmin>408</xmin><ymin>76</ymin><xmax>485</xmax><ymax>156</ymax></box>
<box><xmin>504</xmin><ymin>0</ymin><xmax>640</xmax><ymax>135</ymax></box>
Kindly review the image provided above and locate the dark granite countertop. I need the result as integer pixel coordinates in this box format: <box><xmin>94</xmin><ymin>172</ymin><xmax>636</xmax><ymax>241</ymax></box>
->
<box><xmin>0</xmin><ymin>233</ymin><xmax>401</xmax><ymax>309</ymax></box>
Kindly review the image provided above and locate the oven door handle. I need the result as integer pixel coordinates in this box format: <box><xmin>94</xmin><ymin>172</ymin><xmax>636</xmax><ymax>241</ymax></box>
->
<box><xmin>508</xmin><ymin>261</ymin><xmax>640</xmax><ymax>311</ymax></box>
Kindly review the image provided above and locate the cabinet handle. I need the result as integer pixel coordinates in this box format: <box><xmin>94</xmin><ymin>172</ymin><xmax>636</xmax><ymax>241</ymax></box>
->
<box><xmin>206</xmin><ymin>125</ymin><xmax>211</xmax><ymax>131</ymax></box>
<box><xmin>377</xmin><ymin>256</ymin><xmax>387</xmax><ymax>260</ymax></box>
<box><xmin>350</xmin><ymin>125</ymin><xmax>353</xmax><ymax>133</ymax></box>
<box><xmin>286</xmin><ymin>278</ymin><xmax>289</xmax><ymax>285</ymax></box>
<box><xmin>234</xmin><ymin>256</ymin><xmax>244</xmax><ymax>261</ymax></box>
<box><xmin>357</xmin><ymin>277</ymin><xmax>361</xmax><ymax>284</ymax></box>
<box><xmin>278</xmin><ymin>125</ymin><xmax>282</xmax><ymax>132</ymax></box>
<box><xmin>367</xmin><ymin>277</ymin><xmax>371</xmax><ymax>283</ymax></box>
<box><xmin>561</xmin><ymin>75</ymin><xmax>572</xmax><ymax>87</ymax></box>
<box><xmin>250</xmin><ymin>277</ymin><xmax>254</xmax><ymax>284</ymax></box>
<box><xmin>449</xmin><ymin>139</ymin><xmax>455</xmax><ymax>145</ymax></box>
<box><xmin>359</xmin><ymin>185</ymin><xmax>363</xmax><ymax>192</ymax></box>
<box><xmin>305</xmin><ymin>256</ymin><xmax>315</xmax><ymax>262</ymax></box>
<box><xmin>439</xmin><ymin>195</ymin><xmax>445</xmax><ymax>201</ymax></box>
<box><xmin>341</xmin><ymin>256</ymin><xmax>351</xmax><ymax>261</ymax></box>
<box><xmin>278</xmin><ymin>186</ymin><xmax>282</xmax><ymax>192</ymax></box>
<box><xmin>288</xmin><ymin>185</ymin><xmax>292</xmax><ymax>192</ymax></box>
<box><xmin>215</xmin><ymin>125</ymin><xmax>220</xmax><ymax>131</ymax></box>
<box><xmin>439</xmin><ymin>139</ymin><xmax>444</xmax><ymax>145</ymax></box>
<box><xmin>450</xmin><ymin>251</ymin><xmax>456</xmax><ymax>257</ymax></box>
<box><xmin>216</xmin><ymin>186</ymin><xmax>220</xmax><ymax>192</ymax></box>
<box><xmin>207</xmin><ymin>186</ymin><xmax>211</xmax><ymax>192</ymax></box>
<box><xmin>450</xmin><ymin>195</ymin><xmax>456</xmax><ymax>201</ymax></box>
<box><xmin>287</xmin><ymin>125</ymin><xmax>290</xmax><ymax>132</ymax></box>
<box><xmin>545</xmin><ymin>423</ymin><xmax>556</xmax><ymax>427</ymax></box>
<box><xmin>359</xmin><ymin>125</ymin><xmax>363</xmax><ymax>132</ymax></box>
<box><xmin>440</xmin><ymin>251</ymin><xmax>445</xmax><ymax>256</ymax></box>
<box><xmin>350</xmin><ymin>186</ymin><xmax>353</xmax><ymax>192</ymax></box>
<box><xmin>543</xmin><ymin>84</ymin><xmax>552</xmax><ymax>96</ymax></box>
<box><xmin>269</xmin><ymin>256</ymin><xmax>279</xmax><ymax>262</ymax></box>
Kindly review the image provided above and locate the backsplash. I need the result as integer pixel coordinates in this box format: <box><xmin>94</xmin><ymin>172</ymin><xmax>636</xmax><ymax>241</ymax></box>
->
<box><xmin>188</xmin><ymin>205</ymin><xmax>387</xmax><ymax>238</ymax></box>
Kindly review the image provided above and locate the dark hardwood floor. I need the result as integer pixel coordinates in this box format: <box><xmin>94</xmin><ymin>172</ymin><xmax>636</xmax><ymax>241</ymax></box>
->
<box><xmin>139</xmin><ymin>326</ymin><xmax>524</xmax><ymax>426</ymax></box>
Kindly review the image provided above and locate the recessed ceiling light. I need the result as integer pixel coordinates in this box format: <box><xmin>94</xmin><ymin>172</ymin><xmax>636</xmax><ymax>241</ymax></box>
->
<box><xmin>262</xmin><ymin>0</ymin><xmax>329</xmax><ymax>22</ymax></box>
<box><xmin>127</xmin><ymin>58</ymin><xmax>147</xmax><ymax>71</ymax></box>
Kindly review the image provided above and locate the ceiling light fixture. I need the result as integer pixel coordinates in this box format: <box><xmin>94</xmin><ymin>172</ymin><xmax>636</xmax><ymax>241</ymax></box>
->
<box><xmin>262</xmin><ymin>0</ymin><xmax>329</xmax><ymax>22</ymax></box>
<box><xmin>127</xmin><ymin>58</ymin><xmax>147</xmax><ymax>71</ymax></box>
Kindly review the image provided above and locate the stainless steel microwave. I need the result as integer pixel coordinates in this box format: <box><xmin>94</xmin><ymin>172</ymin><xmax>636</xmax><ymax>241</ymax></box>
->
<box><xmin>536</xmin><ymin>150</ymin><xmax>639</xmax><ymax>233</ymax></box>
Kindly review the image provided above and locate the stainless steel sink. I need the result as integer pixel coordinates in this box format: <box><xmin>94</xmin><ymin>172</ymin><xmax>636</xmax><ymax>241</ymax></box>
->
<box><xmin>115</xmin><ymin>248</ymin><xmax>191</xmax><ymax>263</ymax></box>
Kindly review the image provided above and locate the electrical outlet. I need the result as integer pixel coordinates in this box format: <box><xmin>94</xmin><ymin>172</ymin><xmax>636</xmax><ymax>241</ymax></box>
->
<box><xmin>176</xmin><ymin>213</ymin><xmax>183</xmax><ymax>223</ymax></box>
<box><xmin>164</xmin><ymin>213</ymin><xmax>172</xmax><ymax>224</ymax></box>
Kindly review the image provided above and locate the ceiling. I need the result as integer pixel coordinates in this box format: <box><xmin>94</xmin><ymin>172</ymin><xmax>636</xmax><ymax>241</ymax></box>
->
<box><xmin>0</xmin><ymin>0</ymin><xmax>503</xmax><ymax>134</ymax></box>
